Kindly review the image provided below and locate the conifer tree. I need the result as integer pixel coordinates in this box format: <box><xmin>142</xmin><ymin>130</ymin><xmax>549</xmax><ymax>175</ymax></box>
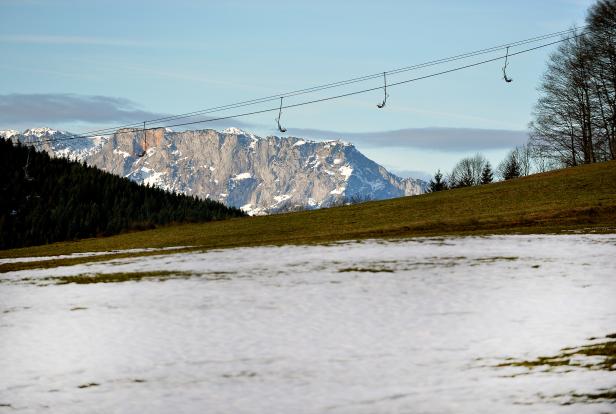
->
<box><xmin>428</xmin><ymin>170</ymin><xmax>448</xmax><ymax>192</ymax></box>
<box><xmin>0</xmin><ymin>138</ymin><xmax>245</xmax><ymax>249</ymax></box>
<box><xmin>480</xmin><ymin>162</ymin><xmax>494</xmax><ymax>184</ymax></box>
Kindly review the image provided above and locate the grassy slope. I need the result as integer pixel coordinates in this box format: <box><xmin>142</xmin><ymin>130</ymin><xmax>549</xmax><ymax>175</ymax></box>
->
<box><xmin>1</xmin><ymin>161</ymin><xmax>615</xmax><ymax>272</ymax></box>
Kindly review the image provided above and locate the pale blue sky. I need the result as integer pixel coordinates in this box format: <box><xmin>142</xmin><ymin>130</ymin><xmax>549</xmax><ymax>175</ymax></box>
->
<box><xmin>0</xmin><ymin>0</ymin><xmax>594</xmax><ymax>178</ymax></box>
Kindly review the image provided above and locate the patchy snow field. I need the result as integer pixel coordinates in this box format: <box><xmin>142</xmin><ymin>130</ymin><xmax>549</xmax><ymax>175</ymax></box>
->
<box><xmin>0</xmin><ymin>246</ymin><xmax>191</xmax><ymax>265</ymax></box>
<box><xmin>1</xmin><ymin>235</ymin><xmax>615</xmax><ymax>413</ymax></box>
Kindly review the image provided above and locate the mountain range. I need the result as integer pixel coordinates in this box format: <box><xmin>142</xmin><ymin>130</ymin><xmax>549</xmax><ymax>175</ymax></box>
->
<box><xmin>2</xmin><ymin>127</ymin><xmax>426</xmax><ymax>215</ymax></box>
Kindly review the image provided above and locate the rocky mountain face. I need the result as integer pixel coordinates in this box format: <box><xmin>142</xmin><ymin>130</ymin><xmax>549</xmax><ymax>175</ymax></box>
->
<box><xmin>3</xmin><ymin>127</ymin><xmax>426</xmax><ymax>215</ymax></box>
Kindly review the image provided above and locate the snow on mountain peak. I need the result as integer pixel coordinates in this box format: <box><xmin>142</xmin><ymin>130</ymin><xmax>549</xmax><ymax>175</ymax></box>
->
<box><xmin>222</xmin><ymin>127</ymin><xmax>248</xmax><ymax>135</ymax></box>
<box><xmin>0</xmin><ymin>129</ymin><xmax>20</xmax><ymax>139</ymax></box>
<box><xmin>9</xmin><ymin>126</ymin><xmax>427</xmax><ymax>214</ymax></box>
<box><xmin>23</xmin><ymin>127</ymin><xmax>61</xmax><ymax>137</ymax></box>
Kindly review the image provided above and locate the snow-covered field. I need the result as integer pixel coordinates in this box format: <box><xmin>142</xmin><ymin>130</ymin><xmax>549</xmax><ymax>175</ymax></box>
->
<box><xmin>1</xmin><ymin>235</ymin><xmax>615</xmax><ymax>413</ymax></box>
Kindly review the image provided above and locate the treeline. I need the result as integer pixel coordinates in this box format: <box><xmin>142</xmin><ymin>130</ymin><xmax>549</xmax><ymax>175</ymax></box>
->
<box><xmin>430</xmin><ymin>0</ymin><xmax>615</xmax><ymax>192</ymax></box>
<box><xmin>0</xmin><ymin>139</ymin><xmax>245</xmax><ymax>249</ymax></box>
<box><xmin>530</xmin><ymin>0</ymin><xmax>616</xmax><ymax>167</ymax></box>
<box><xmin>427</xmin><ymin>150</ymin><xmax>523</xmax><ymax>192</ymax></box>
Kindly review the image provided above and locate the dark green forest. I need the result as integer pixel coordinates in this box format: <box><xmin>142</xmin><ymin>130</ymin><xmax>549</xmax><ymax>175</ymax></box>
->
<box><xmin>0</xmin><ymin>139</ymin><xmax>245</xmax><ymax>249</ymax></box>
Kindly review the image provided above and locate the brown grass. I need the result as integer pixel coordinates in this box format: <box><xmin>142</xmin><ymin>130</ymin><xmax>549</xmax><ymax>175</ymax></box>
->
<box><xmin>1</xmin><ymin>161</ymin><xmax>615</xmax><ymax>272</ymax></box>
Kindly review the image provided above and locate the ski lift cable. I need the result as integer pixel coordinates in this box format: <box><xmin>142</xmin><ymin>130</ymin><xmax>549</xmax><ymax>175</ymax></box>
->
<box><xmin>142</xmin><ymin>36</ymin><xmax>588</xmax><ymax>131</ymax></box>
<box><xmin>66</xmin><ymin>26</ymin><xmax>586</xmax><ymax>138</ymax></box>
<box><xmin>37</xmin><ymin>32</ymin><xmax>586</xmax><ymax>145</ymax></box>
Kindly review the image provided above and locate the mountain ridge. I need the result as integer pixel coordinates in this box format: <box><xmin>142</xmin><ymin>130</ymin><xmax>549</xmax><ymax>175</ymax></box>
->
<box><xmin>3</xmin><ymin>127</ymin><xmax>427</xmax><ymax>214</ymax></box>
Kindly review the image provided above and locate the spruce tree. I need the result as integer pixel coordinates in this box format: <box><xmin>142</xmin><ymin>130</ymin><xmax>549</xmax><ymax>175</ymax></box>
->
<box><xmin>480</xmin><ymin>162</ymin><xmax>493</xmax><ymax>184</ymax></box>
<box><xmin>0</xmin><ymin>138</ymin><xmax>245</xmax><ymax>249</ymax></box>
<box><xmin>428</xmin><ymin>170</ymin><xmax>447</xmax><ymax>192</ymax></box>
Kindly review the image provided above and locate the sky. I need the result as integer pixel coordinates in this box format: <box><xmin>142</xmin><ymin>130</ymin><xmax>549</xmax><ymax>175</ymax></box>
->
<box><xmin>0</xmin><ymin>0</ymin><xmax>595</xmax><ymax>179</ymax></box>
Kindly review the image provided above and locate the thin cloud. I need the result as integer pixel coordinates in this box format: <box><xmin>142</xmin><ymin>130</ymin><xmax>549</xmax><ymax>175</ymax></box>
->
<box><xmin>0</xmin><ymin>93</ymin><xmax>257</xmax><ymax>131</ymax></box>
<box><xmin>0</xmin><ymin>94</ymin><xmax>167</xmax><ymax>124</ymax></box>
<box><xmin>289</xmin><ymin>127</ymin><xmax>529</xmax><ymax>152</ymax></box>
<box><xmin>0</xmin><ymin>35</ymin><xmax>153</xmax><ymax>48</ymax></box>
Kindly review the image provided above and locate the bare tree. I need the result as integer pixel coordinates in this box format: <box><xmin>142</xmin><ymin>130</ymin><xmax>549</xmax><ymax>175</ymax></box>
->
<box><xmin>448</xmin><ymin>153</ymin><xmax>488</xmax><ymax>188</ymax></box>
<box><xmin>514</xmin><ymin>144</ymin><xmax>533</xmax><ymax>176</ymax></box>
<box><xmin>498</xmin><ymin>150</ymin><xmax>521</xmax><ymax>180</ymax></box>
<box><xmin>530</xmin><ymin>2</ymin><xmax>616</xmax><ymax>166</ymax></box>
<box><xmin>586</xmin><ymin>0</ymin><xmax>616</xmax><ymax>160</ymax></box>
<box><xmin>529</xmin><ymin>29</ymin><xmax>596</xmax><ymax>166</ymax></box>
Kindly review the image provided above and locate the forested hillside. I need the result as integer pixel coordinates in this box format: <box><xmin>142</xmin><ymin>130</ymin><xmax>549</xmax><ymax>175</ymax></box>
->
<box><xmin>0</xmin><ymin>139</ymin><xmax>245</xmax><ymax>249</ymax></box>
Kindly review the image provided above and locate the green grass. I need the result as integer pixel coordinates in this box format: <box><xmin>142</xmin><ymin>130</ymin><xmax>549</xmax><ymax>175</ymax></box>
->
<box><xmin>1</xmin><ymin>161</ymin><xmax>615</xmax><ymax>273</ymax></box>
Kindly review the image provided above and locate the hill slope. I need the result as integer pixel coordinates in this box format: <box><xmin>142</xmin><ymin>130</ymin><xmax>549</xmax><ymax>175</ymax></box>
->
<box><xmin>0</xmin><ymin>139</ymin><xmax>244</xmax><ymax>249</ymax></box>
<box><xmin>1</xmin><ymin>160</ymin><xmax>615</xmax><ymax>270</ymax></box>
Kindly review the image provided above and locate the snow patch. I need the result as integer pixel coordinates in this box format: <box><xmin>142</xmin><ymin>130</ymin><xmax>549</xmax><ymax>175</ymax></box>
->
<box><xmin>143</xmin><ymin>171</ymin><xmax>166</xmax><ymax>187</ymax></box>
<box><xmin>113</xmin><ymin>148</ymin><xmax>131</xmax><ymax>159</ymax></box>
<box><xmin>339</xmin><ymin>165</ymin><xmax>353</xmax><ymax>180</ymax></box>
<box><xmin>2</xmin><ymin>235</ymin><xmax>615</xmax><ymax>412</ymax></box>
<box><xmin>232</xmin><ymin>172</ymin><xmax>252</xmax><ymax>181</ymax></box>
<box><xmin>273</xmin><ymin>194</ymin><xmax>291</xmax><ymax>204</ymax></box>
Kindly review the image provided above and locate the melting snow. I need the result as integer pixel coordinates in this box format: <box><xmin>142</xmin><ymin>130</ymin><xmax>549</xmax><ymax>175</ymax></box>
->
<box><xmin>0</xmin><ymin>235</ymin><xmax>615</xmax><ymax>413</ymax></box>
<box><xmin>330</xmin><ymin>187</ymin><xmax>346</xmax><ymax>195</ymax></box>
<box><xmin>0</xmin><ymin>247</ymin><xmax>191</xmax><ymax>265</ymax></box>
